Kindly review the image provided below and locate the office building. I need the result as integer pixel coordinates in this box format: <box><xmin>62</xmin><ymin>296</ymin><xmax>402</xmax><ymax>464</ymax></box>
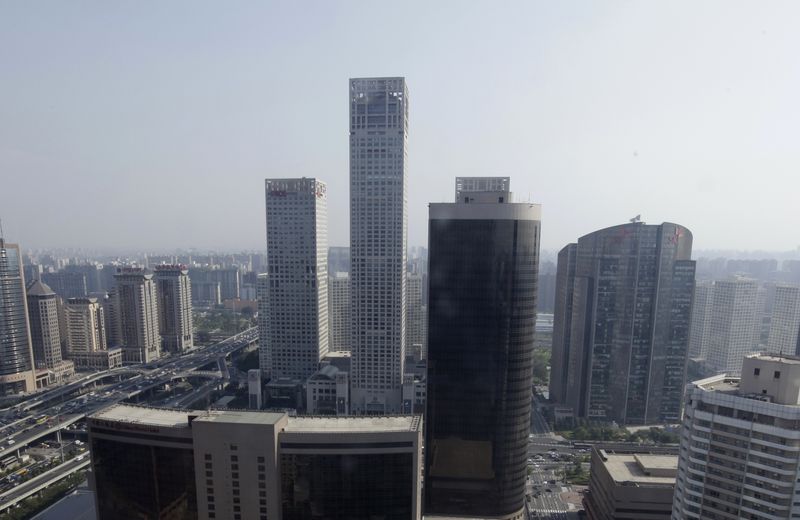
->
<box><xmin>406</xmin><ymin>273</ymin><xmax>425</xmax><ymax>359</ymax></box>
<box><xmin>256</xmin><ymin>273</ymin><xmax>271</xmax><ymax>378</ymax></box>
<box><xmin>263</xmin><ymin>178</ymin><xmax>328</xmax><ymax>381</ymax></box>
<box><xmin>550</xmin><ymin>221</ymin><xmax>695</xmax><ymax>424</ymax></box>
<box><xmin>113</xmin><ymin>268</ymin><xmax>160</xmax><ymax>364</ymax></box>
<box><xmin>327</xmin><ymin>271</ymin><xmax>350</xmax><ymax>352</ymax></box>
<box><xmin>688</xmin><ymin>281</ymin><xmax>714</xmax><ymax>359</ymax></box>
<box><xmin>549</xmin><ymin>243</ymin><xmax>577</xmax><ymax>405</ymax></box>
<box><xmin>102</xmin><ymin>290</ymin><xmax>123</xmax><ymax>348</ymax></box>
<box><xmin>768</xmin><ymin>284</ymin><xmax>800</xmax><ymax>355</ymax></box>
<box><xmin>425</xmin><ymin>177</ymin><xmax>539</xmax><ymax>520</ymax></box>
<box><xmin>41</xmin><ymin>270</ymin><xmax>87</xmax><ymax>299</ymax></box>
<box><xmin>0</xmin><ymin>241</ymin><xmax>37</xmax><ymax>394</ymax></box>
<box><xmin>64</xmin><ymin>297</ymin><xmax>122</xmax><ymax>370</ymax></box>
<box><xmin>154</xmin><ymin>264</ymin><xmax>194</xmax><ymax>353</ymax></box>
<box><xmin>188</xmin><ymin>267</ymin><xmax>239</xmax><ymax>301</ymax></box>
<box><xmin>584</xmin><ymin>447</ymin><xmax>677</xmax><ymax>520</ymax></box>
<box><xmin>349</xmin><ymin>77</ymin><xmax>409</xmax><ymax>414</ymax></box>
<box><xmin>673</xmin><ymin>353</ymin><xmax>800</xmax><ymax>520</ymax></box>
<box><xmin>306</xmin><ymin>364</ymin><xmax>349</xmax><ymax>415</ymax></box>
<box><xmin>88</xmin><ymin>404</ymin><xmax>422</xmax><ymax>520</ymax></box>
<box><xmin>705</xmin><ymin>278</ymin><xmax>760</xmax><ymax>375</ymax></box>
<box><xmin>25</xmin><ymin>280</ymin><xmax>74</xmax><ymax>382</ymax></box>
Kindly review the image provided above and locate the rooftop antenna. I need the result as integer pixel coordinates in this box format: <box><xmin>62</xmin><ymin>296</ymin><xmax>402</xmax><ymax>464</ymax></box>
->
<box><xmin>629</xmin><ymin>214</ymin><xmax>641</xmax><ymax>224</ymax></box>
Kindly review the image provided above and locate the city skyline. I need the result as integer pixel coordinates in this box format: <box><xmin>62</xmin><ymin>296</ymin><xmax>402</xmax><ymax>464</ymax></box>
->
<box><xmin>3</xmin><ymin>2</ymin><xmax>800</xmax><ymax>253</ymax></box>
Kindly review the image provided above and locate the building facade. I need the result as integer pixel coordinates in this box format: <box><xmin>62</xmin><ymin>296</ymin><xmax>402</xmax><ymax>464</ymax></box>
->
<box><xmin>256</xmin><ymin>273</ymin><xmax>271</xmax><ymax>378</ymax></box>
<box><xmin>425</xmin><ymin>178</ymin><xmax>540</xmax><ymax>520</ymax></box>
<box><xmin>550</xmin><ymin>222</ymin><xmax>695</xmax><ymax>424</ymax></box>
<box><xmin>549</xmin><ymin>242</ymin><xmax>577</xmax><ymax>405</ymax></box>
<box><xmin>673</xmin><ymin>354</ymin><xmax>800</xmax><ymax>519</ymax></box>
<box><xmin>349</xmin><ymin>77</ymin><xmax>408</xmax><ymax>414</ymax></box>
<box><xmin>688</xmin><ymin>281</ymin><xmax>714</xmax><ymax>360</ymax></box>
<box><xmin>41</xmin><ymin>270</ymin><xmax>87</xmax><ymax>299</ymax></box>
<box><xmin>64</xmin><ymin>297</ymin><xmax>107</xmax><ymax>354</ymax></box>
<box><xmin>263</xmin><ymin>178</ymin><xmax>328</xmax><ymax>381</ymax></box>
<box><xmin>705</xmin><ymin>278</ymin><xmax>760</xmax><ymax>375</ymax></box>
<box><xmin>327</xmin><ymin>272</ymin><xmax>350</xmax><ymax>352</ymax></box>
<box><xmin>154</xmin><ymin>265</ymin><xmax>194</xmax><ymax>353</ymax></box>
<box><xmin>88</xmin><ymin>404</ymin><xmax>422</xmax><ymax>520</ymax></box>
<box><xmin>406</xmin><ymin>273</ymin><xmax>425</xmax><ymax>359</ymax></box>
<box><xmin>768</xmin><ymin>284</ymin><xmax>800</xmax><ymax>355</ymax></box>
<box><xmin>113</xmin><ymin>268</ymin><xmax>160</xmax><ymax>364</ymax></box>
<box><xmin>25</xmin><ymin>279</ymin><xmax>73</xmax><ymax>382</ymax></box>
<box><xmin>0</xmin><ymin>241</ymin><xmax>37</xmax><ymax>394</ymax></box>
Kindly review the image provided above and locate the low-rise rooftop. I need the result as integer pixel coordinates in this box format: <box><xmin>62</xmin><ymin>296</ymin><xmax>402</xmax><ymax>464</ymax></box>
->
<box><xmin>285</xmin><ymin>415</ymin><xmax>422</xmax><ymax>433</ymax></box>
<box><xmin>600</xmin><ymin>451</ymin><xmax>677</xmax><ymax>485</ymax></box>
<box><xmin>91</xmin><ymin>404</ymin><xmax>191</xmax><ymax>428</ymax></box>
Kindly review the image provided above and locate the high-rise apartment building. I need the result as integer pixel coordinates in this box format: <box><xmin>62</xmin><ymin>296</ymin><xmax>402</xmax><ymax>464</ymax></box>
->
<box><xmin>113</xmin><ymin>268</ymin><xmax>160</xmax><ymax>364</ymax></box>
<box><xmin>263</xmin><ymin>178</ymin><xmax>328</xmax><ymax>381</ymax></box>
<box><xmin>406</xmin><ymin>273</ymin><xmax>425</xmax><ymax>359</ymax></box>
<box><xmin>550</xmin><ymin>222</ymin><xmax>695</xmax><ymax>424</ymax></box>
<box><xmin>327</xmin><ymin>271</ymin><xmax>350</xmax><ymax>352</ymax></box>
<box><xmin>154</xmin><ymin>265</ymin><xmax>194</xmax><ymax>353</ymax></box>
<box><xmin>0</xmin><ymin>241</ymin><xmax>36</xmax><ymax>394</ymax></box>
<box><xmin>673</xmin><ymin>353</ymin><xmax>800</xmax><ymax>520</ymax></box>
<box><xmin>425</xmin><ymin>178</ymin><xmax>539</xmax><ymax>520</ymax></box>
<box><xmin>26</xmin><ymin>280</ymin><xmax>74</xmax><ymax>382</ymax></box>
<box><xmin>768</xmin><ymin>284</ymin><xmax>800</xmax><ymax>355</ymax></box>
<box><xmin>688</xmin><ymin>281</ymin><xmax>714</xmax><ymax>359</ymax></box>
<box><xmin>64</xmin><ymin>297</ymin><xmax>121</xmax><ymax>370</ymax></box>
<box><xmin>349</xmin><ymin>77</ymin><xmax>408</xmax><ymax>414</ymax></box>
<box><xmin>88</xmin><ymin>404</ymin><xmax>423</xmax><ymax>520</ymax></box>
<box><xmin>705</xmin><ymin>278</ymin><xmax>760</xmax><ymax>375</ymax></box>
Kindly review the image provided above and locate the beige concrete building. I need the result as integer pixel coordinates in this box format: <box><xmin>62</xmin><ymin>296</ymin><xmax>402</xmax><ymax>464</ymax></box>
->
<box><xmin>64</xmin><ymin>297</ymin><xmax>107</xmax><ymax>354</ymax></box>
<box><xmin>673</xmin><ymin>353</ymin><xmax>800</xmax><ymax>519</ymax></box>
<box><xmin>25</xmin><ymin>279</ymin><xmax>74</xmax><ymax>383</ymax></box>
<box><xmin>88</xmin><ymin>404</ymin><xmax>422</xmax><ymax>520</ymax></box>
<box><xmin>113</xmin><ymin>268</ymin><xmax>160</xmax><ymax>363</ymax></box>
<box><xmin>154</xmin><ymin>264</ymin><xmax>194</xmax><ymax>353</ymax></box>
<box><xmin>584</xmin><ymin>447</ymin><xmax>677</xmax><ymax>520</ymax></box>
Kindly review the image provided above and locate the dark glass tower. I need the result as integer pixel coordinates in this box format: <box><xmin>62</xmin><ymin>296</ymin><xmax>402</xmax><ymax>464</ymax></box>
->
<box><xmin>0</xmin><ymin>240</ymin><xmax>36</xmax><ymax>395</ymax></box>
<box><xmin>550</xmin><ymin>222</ymin><xmax>695</xmax><ymax>424</ymax></box>
<box><xmin>424</xmin><ymin>178</ymin><xmax>540</xmax><ymax>519</ymax></box>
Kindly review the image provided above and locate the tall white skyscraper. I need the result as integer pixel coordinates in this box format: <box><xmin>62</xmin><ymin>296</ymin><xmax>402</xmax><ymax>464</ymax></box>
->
<box><xmin>349</xmin><ymin>77</ymin><xmax>408</xmax><ymax>413</ymax></box>
<box><xmin>768</xmin><ymin>284</ymin><xmax>800</xmax><ymax>355</ymax></box>
<box><xmin>263</xmin><ymin>178</ymin><xmax>328</xmax><ymax>381</ymax></box>
<box><xmin>327</xmin><ymin>272</ymin><xmax>350</xmax><ymax>352</ymax></box>
<box><xmin>705</xmin><ymin>278</ymin><xmax>760</xmax><ymax>375</ymax></box>
<box><xmin>153</xmin><ymin>265</ymin><xmax>194</xmax><ymax>353</ymax></box>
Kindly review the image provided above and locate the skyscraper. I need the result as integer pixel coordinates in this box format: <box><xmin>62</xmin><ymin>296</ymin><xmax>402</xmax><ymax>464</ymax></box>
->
<box><xmin>26</xmin><ymin>279</ymin><xmax>74</xmax><ymax>382</ymax></box>
<box><xmin>425</xmin><ymin>177</ymin><xmax>540</xmax><ymax>519</ymax></box>
<box><xmin>256</xmin><ymin>273</ymin><xmax>271</xmax><ymax>378</ymax></box>
<box><xmin>768</xmin><ymin>284</ymin><xmax>800</xmax><ymax>355</ymax></box>
<box><xmin>349</xmin><ymin>77</ymin><xmax>408</xmax><ymax>414</ymax></box>
<box><xmin>673</xmin><ymin>353</ymin><xmax>800</xmax><ymax>519</ymax></box>
<box><xmin>406</xmin><ymin>273</ymin><xmax>425</xmax><ymax>359</ymax></box>
<box><xmin>64</xmin><ymin>297</ymin><xmax>107</xmax><ymax>354</ymax></box>
<box><xmin>687</xmin><ymin>281</ymin><xmax>714</xmax><ymax>359</ymax></box>
<box><xmin>550</xmin><ymin>221</ymin><xmax>695</xmax><ymax>424</ymax></box>
<box><xmin>113</xmin><ymin>268</ymin><xmax>160</xmax><ymax>364</ymax></box>
<box><xmin>263</xmin><ymin>178</ymin><xmax>328</xmax><ymax>381</ymax></box>
<box><xmin>327</xmin><ymin>271</ymin><xmax>350</xmax><ymax>352</ymax></box>
<box><xmin>154</xmin><ymin>265</ymin><xmax>194</xmax><ymax>353</ymax></box>
<box><xmin>705</xmin><ymin>278</ymin><xmax>760</xmax><ymax>375</ymax></box>
<box><xmin>549</xmin><ymin>242</ymin><xmax>577</xmax><ymax>405</ymax></box>
<box><xmin>0</xmin><ymin>241</ymin><xmax>36</xmax><ymax>394</ymax></box>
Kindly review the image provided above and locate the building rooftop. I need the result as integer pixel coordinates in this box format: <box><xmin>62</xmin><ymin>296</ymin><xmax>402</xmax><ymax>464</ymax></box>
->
<box><xmin>285</xmin><ymin>415</ymin><xmax>422</xmax><ymax>433</ymax></box>
<box><xmin>600</xmin><ymin>451</ymin><xmax>677</xmax><ymax>485</ymax></box>
<box><xmin>192</xmin><ymin>409</ymin><xmax>286</xmax><ymax>426</ymax></box>
<box><xmin>26</xmin><ymin>279</ymin><xmax>55</xmax><ymax>297</ymax></box>
<box><xmin>91</xmin><ymin>404</ymin><xmax>191</xmax><ymax>428</ymax></box>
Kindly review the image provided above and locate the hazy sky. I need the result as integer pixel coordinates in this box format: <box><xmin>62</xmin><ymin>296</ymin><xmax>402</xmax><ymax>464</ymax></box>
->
<box><xmin>2</xmin><ymin>1</ymin><xmax>799</xmax><ymax>253</ymax></box>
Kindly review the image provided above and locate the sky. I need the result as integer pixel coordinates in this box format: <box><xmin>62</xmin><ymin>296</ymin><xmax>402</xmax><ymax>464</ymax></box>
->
<box><xmin>2</xmin><ymin>1</ymin><xmax>799</xmax><ymax>253</ymax></box>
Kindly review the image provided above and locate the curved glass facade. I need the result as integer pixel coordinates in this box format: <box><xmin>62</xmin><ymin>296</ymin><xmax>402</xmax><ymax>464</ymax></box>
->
<box><xmin>425</xmin><ymin>216</ymin><xmax>539</xmax><ymax>517</ymax></box>
<box><xmin>0</xmin><ymin>242</ymin><xmax>35</xmax><ymax>394</ymax></box>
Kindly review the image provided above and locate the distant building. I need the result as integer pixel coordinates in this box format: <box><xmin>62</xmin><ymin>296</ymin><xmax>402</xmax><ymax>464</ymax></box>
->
<box><xmin>190</xmin><ymin>280</ymin><xmax>221</xmax><ymax>306</ymax></box>
<box><xmin>25</xmin><ymin>279</ymin><xmax>74</xmax><ymax>383</ymax></box>
<box><xmin>425</xmin><ymin>177</ymin><xmax>539</xmax><ymax>520</ymax></box>
<box><xmin>768</xmin><ymin>285</ymin><xmax>800</xmax><ymax>355</ymax></box>
<box><xmin>188</xmin><ymin>267</ymin><xmax>239</xmax><ymax>301</ymax></box>
<box><xmin>550</xmin><ymin>221</ymin><xmax>695</xmax><ymax>424</ymax></box>
<box><xmin>42</xmin><ymin>270</ymin><xmax>87</xmax><ymax>299</ymax></box>
<box><xmin>0</xmin><ymin>241</ymin><xmax>37</xmax><ymax>394</ymax></box>
<box><xmin>154</xmin><ymin>265</ymin><xmax>194</xmax><ymax>353</ymax></box>
<box><xmin>406</xmin><ymin>273</ymin><xmax>426</xmax><ymax>359</ymax></box>
<box><xmin>673</xmin><ymin>353</ymin><xmax>800</xmax><ymax>519</ymax></box>
<box><xmin>113</xmin><ymin>268</ymin><xmax>160</xmax><ymax>364</ymax></box>
<box><xmin>327</xmin><ymin>272</ymin><xmax>350</xmax><ymax>352</ymax></box>
<box><xmin>263</xmin><ymin>178</ymin><xmax>328</xmax><ymax>381</ymax></box>
<box><xmin>705</xmin><ymin>278</ymin><xmax>760</xmax><ymax>375</ymax></box>
<box><xmin>584</xmin><ymin>447</ymin><xmax>677</xmax><ymax>520</ymax></box>
<box><xmin>64</xmin><ymin>264</ymin><xmax>106</xmax><ymax>293</ymax></box>
<box><xmin>349</xmin><ymin>77</ymin><xmax>408</xmax><ymax>414</ymax></box>
<box><xmin>88</xmin><ymin>404</ymin><xmax>422</xmax><ymax>520</ymax></box>
<box><xmin>688</xmin><ymin>281</ymin><xmax>714</xmax><ymax>359</ymax></box>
